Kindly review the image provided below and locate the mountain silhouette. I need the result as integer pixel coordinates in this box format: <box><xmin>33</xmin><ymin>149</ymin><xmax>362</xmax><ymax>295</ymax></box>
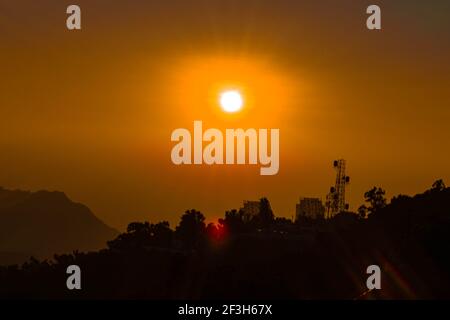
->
<box><xmin>0</xmin><ymin>187</ymin><xmax>118</xmax><ymax>264</ymax></box>
<box><xmin>1</xmin><ymin>185</ymin><xmax>450</xmax><ymax>299</ymax></box>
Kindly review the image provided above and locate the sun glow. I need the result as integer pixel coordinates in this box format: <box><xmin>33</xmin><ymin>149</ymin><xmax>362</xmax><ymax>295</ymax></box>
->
<box><xmin>169</xmin><ymin>56</ymin><xmax>298</xmax><ymax>125</ymax></box>
<box><xmin>220</xmin><ymin>90</ymin><xmax>243</xmax><ymax>113</ymax></box>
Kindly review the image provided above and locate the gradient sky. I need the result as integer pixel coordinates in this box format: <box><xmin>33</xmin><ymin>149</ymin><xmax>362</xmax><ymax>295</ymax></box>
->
<box><xmin>1</xmin><ymin>0</ymin><xmax>449</xmax><ymax>229</ymax></box>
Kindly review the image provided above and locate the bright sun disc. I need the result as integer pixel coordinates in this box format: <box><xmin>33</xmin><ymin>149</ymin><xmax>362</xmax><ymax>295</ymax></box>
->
<box><xmin>220</xmin><ymin>90</ymin><xmax>243</xmax><ymax>113</ymax></box>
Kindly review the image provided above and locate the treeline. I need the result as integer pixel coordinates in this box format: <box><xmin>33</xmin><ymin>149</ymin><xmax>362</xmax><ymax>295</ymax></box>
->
<box><xmin>107</xmin><ymin>197</ymin><xmax>277</xmax><ymax>252</ymax></box>
<box><xmin>0</xmin><ymin>181</ymin><xmax>449</xmax><ymax>299</ymax></box>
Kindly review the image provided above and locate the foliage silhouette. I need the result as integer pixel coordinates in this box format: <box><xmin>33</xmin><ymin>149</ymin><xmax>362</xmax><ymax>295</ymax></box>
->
<box><xmin>175</xmin><ymin>209</ymin><xmax>206</xmax><ymax>250</ymax></box>
<box><xmin>1</xmin><ymin>183</ymin><xmax>450</xmax><ymax>299</ymax></box>
<box><xmin>107</xmin><ymin>221</ymin><xmax>173</xmax><ymax>251</ymax></box>
<box><xmin>218</xmin><ymin>209</ymin><xmax>246</xmax><ymax>235</ymax></box>
<box><xmin>363</xmin><ymin>187</ymin><xmax>387</xmax><ymax>215</ymax></box>
<box><xmin>357</xmin><ymin>205</ymin><xmax>368</xmax><ymax>219</ymax></box>
<box><xmin>430</xmin><ymin>179</ymin><xmax>446</xmax><ymax>192</ymax></box>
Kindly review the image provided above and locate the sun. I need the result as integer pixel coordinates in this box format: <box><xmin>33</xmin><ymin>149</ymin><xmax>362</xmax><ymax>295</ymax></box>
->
<box><xmin>220</xmin><ymin>90</ymin><xmax>243</xmax><ymax>113</ymax></box>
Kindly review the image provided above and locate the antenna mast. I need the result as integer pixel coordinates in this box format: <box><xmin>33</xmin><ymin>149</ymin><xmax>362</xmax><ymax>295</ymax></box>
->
<box><xmin>326</xmin><ymin>159</ymin><xmax>350</xmax><ymax>218</ymax></box>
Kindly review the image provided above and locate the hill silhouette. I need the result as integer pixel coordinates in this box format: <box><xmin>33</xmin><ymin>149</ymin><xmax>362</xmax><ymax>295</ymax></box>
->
<box><xmin>0</xmin><ymin>183</ymin><xmax>449</xmax><ymax>299</ymax></box>
<box><xmin>0</xmin><ymin>187</ymin><xmax>118</xmax><ymax>264</ymax></box>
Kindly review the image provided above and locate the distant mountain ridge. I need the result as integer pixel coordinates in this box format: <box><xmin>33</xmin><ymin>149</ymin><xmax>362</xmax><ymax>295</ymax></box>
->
<box><xmin>0</xmin><ymin>187</ymin><xmax>118</xmax><ymax>265</ymax></box>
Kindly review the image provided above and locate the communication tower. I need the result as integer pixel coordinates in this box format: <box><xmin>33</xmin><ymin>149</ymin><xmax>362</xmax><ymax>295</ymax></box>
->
<box><xmin>325</xmin><ymin>159</ymin><xmax>350</xmax><ymax>218</ymax></box>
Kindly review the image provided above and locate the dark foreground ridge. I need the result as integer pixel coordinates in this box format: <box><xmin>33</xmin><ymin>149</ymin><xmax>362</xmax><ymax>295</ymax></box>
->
<box><xmin>1</xmin><ymin>182</ymin><xmax>449</xmax><ymax>299</ymax></box>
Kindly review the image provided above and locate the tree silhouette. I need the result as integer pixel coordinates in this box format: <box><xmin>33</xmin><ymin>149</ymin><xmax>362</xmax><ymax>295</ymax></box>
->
<box><xmin>175</xmin><ymin>209</ymin><xmax>206</xmax><ymax>250</ymax></box>
<box><xmin>431</xmin><ymin>179</ymin><xmax>446</xmax><ymax>192</ymax></box>
<box><xmin>107</xmin><ymin>221</ymin><xmax>173</xmax><ymax>250</ymax></box>
<box><xmin>364</xmin><ymin>187</ymin><xmax>386</xmax><ymax>215</ymax></box>
<box><xmin>149</xmin><ymin>221</ymin><xmax>173</xmax><ymax>248</ymax></box>
<box><xmin>357</xmin><ymin>205</ymin><xmax>368</xmax><ymax>219</ymax></box>
<box><xmin>218</xmin><ymin>209</ymin><xmax>246</xmax><ymax>234</ymax></box>
<box><xmin>127</xmin><ymin>221</ymin><xmax>151</xmax><ymax>233</ymax></box>
<box><xmin>251</xmin><ymin>197</ymin><xmax>274</xmax><ymax>229</ymax></box>
<box><xmin>107</xmin><ymin>222</ymin><xmax>151</xmax><ymax>251</ymax></box>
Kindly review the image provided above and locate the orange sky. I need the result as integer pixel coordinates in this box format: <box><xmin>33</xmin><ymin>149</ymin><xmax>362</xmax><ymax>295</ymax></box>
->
<box><xmin>1</xmin><ymin>1</ymin><xmax>449</xmax><ymax>229</ymax></box>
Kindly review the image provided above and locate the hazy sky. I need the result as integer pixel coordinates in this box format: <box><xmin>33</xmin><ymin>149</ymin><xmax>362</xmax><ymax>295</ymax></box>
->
<box><xmin>1</xmin><ymin>0</ymin><xmax>449</xmax><ymax>229</ymax></box>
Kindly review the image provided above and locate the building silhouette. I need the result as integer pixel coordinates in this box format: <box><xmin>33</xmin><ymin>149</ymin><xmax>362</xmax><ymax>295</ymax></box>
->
<box><xmin>296</xmin><ymin>197</ymin><xmax>325</xmax><ymax>220</ymax></box>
